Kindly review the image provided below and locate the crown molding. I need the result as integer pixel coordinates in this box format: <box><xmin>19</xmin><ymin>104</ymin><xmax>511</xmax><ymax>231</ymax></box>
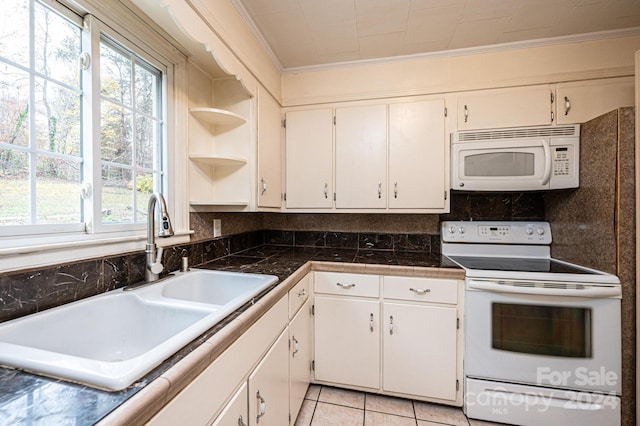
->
<box><xmin>230</xmin><ymin>0</ymin><xmax>284</xmax><ymax>73</ymax></box>
<box><xmin>282</xmin><ymin>27</ymin><xmax>640</xmax><ymax>75</ymax></box>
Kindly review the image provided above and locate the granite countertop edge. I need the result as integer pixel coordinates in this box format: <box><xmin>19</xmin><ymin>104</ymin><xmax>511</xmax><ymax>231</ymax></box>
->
<box><xmin>98</xmin><ymin>260</ymin><xmax>464</xmax><ymax>426</ymax></box>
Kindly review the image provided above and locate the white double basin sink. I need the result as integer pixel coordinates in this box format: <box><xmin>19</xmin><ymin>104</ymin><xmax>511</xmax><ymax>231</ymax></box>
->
<box><xmin>0</xmin><ymin>270</ymin><xmax>278</xmax><ymax>391</ymax></box>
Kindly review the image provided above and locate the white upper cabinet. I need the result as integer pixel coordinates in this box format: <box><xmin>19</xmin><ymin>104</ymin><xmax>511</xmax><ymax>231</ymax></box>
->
<box><xmin>389</xmin><ymin>100</ymin><xmax>446</xmax><ymax>210</ymax></box>
<box><xmin>555</xmin><ymin>77</ymin><xmax>635</xmax><ymax>124</ymax></box>
<box><xmin>335</xmin><ymin>104</ymin><xmax>388</xmax><ymax>209</ymax></box>
<box><xmin>257</xmin><ymin>88</ymin><xmax>283</xmax><ymax>209</ymax></box>
<box><xmin>285</xmin><ymin>108</ymin><xmax>334</xmax><ymax>209</ymax></box>
<box><xmin>457</xmin><ymin>85</ymin><xmax>552</xmax><ymax>130</ymax></box>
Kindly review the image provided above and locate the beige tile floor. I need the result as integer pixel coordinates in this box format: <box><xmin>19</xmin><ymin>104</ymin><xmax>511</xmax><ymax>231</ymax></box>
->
<box><xmin>294</xmin><ymin>384</ymin><xmax>504</xmax><ymax>426</ymax></box>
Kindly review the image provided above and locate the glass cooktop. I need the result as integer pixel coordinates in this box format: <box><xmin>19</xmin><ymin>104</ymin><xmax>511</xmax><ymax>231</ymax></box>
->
<box><xmin>447</xmin><ymin>256</ymin><xmax>600</xmax><ymax>275</ymax></box>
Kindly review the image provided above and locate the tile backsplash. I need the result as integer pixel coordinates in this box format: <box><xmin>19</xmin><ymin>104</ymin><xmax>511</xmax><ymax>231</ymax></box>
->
<box><xmin>0</xmin><ymin>229</ymin><xmax>437</xmax><ymax>323</ymax></box>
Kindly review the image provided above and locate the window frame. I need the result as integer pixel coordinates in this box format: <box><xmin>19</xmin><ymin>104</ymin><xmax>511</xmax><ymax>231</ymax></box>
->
<box><xmin>0</xmin><ymin>0</ymin><xmax>190</xmax><ymax>273</ymax></box>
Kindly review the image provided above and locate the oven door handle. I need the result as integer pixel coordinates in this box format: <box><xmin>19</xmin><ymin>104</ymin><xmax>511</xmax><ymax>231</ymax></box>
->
<box><xmin>468</xmin><ymin>280</ymin><xmax>621</xmax><ymax>298</ymax></box>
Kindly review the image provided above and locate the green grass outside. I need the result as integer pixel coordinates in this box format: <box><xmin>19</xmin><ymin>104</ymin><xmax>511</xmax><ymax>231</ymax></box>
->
<box><xmin>0</xmin><ymin>179</ymin><xmax>149</xmax><ymax>225</ymax></box>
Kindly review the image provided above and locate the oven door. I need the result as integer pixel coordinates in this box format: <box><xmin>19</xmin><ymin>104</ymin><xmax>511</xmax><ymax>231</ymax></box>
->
<box><xmin>452</xmin><ymin>139</ymin><xmax>550</xmax><ymax>191</ymax></box>
<box><xmin>465</xmin><ymin>279</ymin><xmax>621</xmax><ymax>394</ymax></box>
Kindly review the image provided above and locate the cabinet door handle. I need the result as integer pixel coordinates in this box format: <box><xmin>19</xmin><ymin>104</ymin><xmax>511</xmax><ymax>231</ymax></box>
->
<box><xmin>297</xmin><ymin>288</ymin><xmax>307</xmax><ymax>298</ymax></box>
<box><xmin>292</xmin><ymin>336</ymin><xmax>299</xmax><ymax>357</ymax></box>
<box><xmin>260</xmin><ymin>178</ymin><xmax>267</xmax><ymax>195</ymax></box>
<box><xmin>324</xmin><ymin>183</ymin><xmax>328</xmax><ymax>199</ymax></box>
<box><xmin>336</xmin><ymin>282</ymin><xmax>356</xmax><ymax>289</ymax></box>
<box><xmin>256</xmin><ymin>391</ymin><xmax>266</xmax><ymax>423</ymax></box>
<box><xmin>389</xmin><ymin>315</ymin><xmax>394</xmax><ymax>335</ymax></box>
<box><xmin>464</xmin><ymin>105</ymin><xmax>469</xmax><ymax>123</ymax></box>
<box><xmin>564</xmin><ymin>96</ymin><xmax>571</xmax><ymax>116</ymax></box>
<box><xmin>370</xmin><ymin>313</ymin><xmax>374</xmax><ymax>332</ymax></box>
<box><xmin>378</xmin><ymin>183</ymin><xmax>382</xmax><ymax>199</ymax></box>
<box><xmin>238</xmin><ymin>415</ymin><xmax>247</xmax><ymax>426</ymax></box>
<box><xmin>410</xmin><ymin>287</ymin><xmax>431</xmax><ymax>295</ymax></box>
<box><xmin>394</xmin><ymin>182</ymin><xmax>398</xmax><ymax>199</ymax></box>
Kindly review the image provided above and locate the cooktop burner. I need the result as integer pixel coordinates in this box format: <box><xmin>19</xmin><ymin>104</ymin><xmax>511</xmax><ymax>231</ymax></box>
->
<box><xmin>447</xmin><ymin>255</ymin><xmax>599</xmax><ymax>275</ymax></box>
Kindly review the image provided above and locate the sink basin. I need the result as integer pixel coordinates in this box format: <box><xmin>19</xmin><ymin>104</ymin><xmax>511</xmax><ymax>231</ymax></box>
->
<box><xmin>162</xmin><ymin>270</ymin><xmax>275</xmax><ymax>305</ymax></box>
<box><xmin>0</xmin><ymin>270</ymin><xmax>278</xmax><ymax>390</ymax></box>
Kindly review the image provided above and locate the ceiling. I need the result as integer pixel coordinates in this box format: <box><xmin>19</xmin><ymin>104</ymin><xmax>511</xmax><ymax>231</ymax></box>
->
<box><xmin>233</xmin><ymin>0</ymin><xmax>640</xmax><ymax>71</ymax></box>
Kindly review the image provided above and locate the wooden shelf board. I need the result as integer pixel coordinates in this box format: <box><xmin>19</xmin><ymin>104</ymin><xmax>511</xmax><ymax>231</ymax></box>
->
<box><xmin>190</xmin><ymin>107</ymin><xmax>246</xmax><ymax>126</ymax></box>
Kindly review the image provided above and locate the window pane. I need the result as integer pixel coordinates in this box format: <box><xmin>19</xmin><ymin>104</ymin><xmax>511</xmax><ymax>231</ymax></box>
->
<box><xmin>101</xmin><ymin>165</ymin><xmax>133</xmax><ymax>223</ymax></box>
<box><xmin>0</xmin><ymin>64</ymin><xmax>30</xmax><ymax>148</ymax></box>
<box><xmin>0</xmin><ymin>0</ymin><xmax>29</xmax><ymax>67</ymax></box>
<box><xmin>0</xmin><ymin>149</ymin><xmax>29</xmax><ymax>225</ymax></box>
<box><xmin>136</xmin><ymin>116</ymin><xmax>157</xmax><ymax>169</ymax></box>
<box><xmin>101</xmin><ymin>101</ymin><xmax>132</xmax><ymax>164</ymax></box>
<box><xmin>35</xmin><ymin>155</ymin><xmax>81</xmax><ymax>224</ymax></box>
<box><xmin>34</xmin><ymin>2</ymin><xmax>81</xmax><ymax>87</ymax></box>
<box><xmin>135</xmin><ymin>63</ymin><xmax>157</xmax><ymax>116</ymax></box>
<box><xmin>100</xmin><ymin>42</ymin><xmax>132</xmax><ymax>106</ymax></box>
<box><xmin>35</xmin><ymin>78</ymin><xmax>81</xmax><ymax>155</ymax></box>
<box><xmin>135</xmin><ymin>171</ymin><xmax>153</xmax><ymax>223</ymax></box>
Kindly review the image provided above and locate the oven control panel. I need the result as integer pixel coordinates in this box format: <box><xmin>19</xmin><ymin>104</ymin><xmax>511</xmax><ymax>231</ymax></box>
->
<box><xmin>441</xmin><ymin>221</ymin><xmax>552</xmax><ymax>244</ymax></box>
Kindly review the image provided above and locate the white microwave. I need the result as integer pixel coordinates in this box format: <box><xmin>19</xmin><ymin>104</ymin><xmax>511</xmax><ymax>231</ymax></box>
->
<box><xmin>451</xmin><ymin>125</ymin><xmax>580</xmax><ymax>191</ymax></box>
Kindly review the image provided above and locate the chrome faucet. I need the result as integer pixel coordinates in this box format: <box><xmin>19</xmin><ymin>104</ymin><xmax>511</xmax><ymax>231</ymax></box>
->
<box><xmin>145</xmin><ymin>193</ymin><xmax>174</xmax><ymax>282</ymax></box>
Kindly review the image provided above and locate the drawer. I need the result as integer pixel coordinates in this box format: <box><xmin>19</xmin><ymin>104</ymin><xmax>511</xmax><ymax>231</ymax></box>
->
<box><xmin>314</xmin><ymin>271</ymin><xmax>380</xmax><ymax>298</ymax></box>
<box><xmin>383</xmin><ymin>276</ymin><xmax>457</xmax><ymax>304</ymax></box>
<box><xmin>289</xmin><ymin>273</ymin><xmax>310</xmax><ymax>318</ymax></box>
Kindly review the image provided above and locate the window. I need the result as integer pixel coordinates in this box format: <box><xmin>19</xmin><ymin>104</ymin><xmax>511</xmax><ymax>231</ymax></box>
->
<box><xmin>99</xmin><ymin>37</ymin><xmax>164</xmax><ymax>227</ymax></box>
<box><xmin>0</xmin><ymin>0</ymin><xmax>187</xmax><ymax>271</ymax></box>
<box><xmin>0</xmin><ymin>0</ymin><xmax>166</xmax><ymax>237</ymax></box>
<box><xmin>0</xmin><ymin>0</ymin><xmax>83</xmax><ymax>230</ymax></box>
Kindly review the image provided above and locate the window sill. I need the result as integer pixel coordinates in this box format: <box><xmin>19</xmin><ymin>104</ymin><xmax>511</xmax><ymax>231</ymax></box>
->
<box><xmin>0</xmin><ymin>230</ymin><xmax>192</xmax><ymax>273</ymax></box>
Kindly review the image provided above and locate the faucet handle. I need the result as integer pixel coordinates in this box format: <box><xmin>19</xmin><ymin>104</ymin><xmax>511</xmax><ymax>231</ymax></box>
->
<box><xmin>148</xmin><ymin>247</ymin><xmax>164</xmax><ymax>275</ymax></box>
<box><xmin>149</xmin><ymin>261</ymin><xmax>163</xmax><ymax>275</ymax></box>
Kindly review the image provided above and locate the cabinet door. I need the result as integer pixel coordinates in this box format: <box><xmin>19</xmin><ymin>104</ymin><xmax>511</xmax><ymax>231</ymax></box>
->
<box><xmin>248</xmin><ymin>330</ymin><xmax>289</xmax><ymax>426</ymax></box>
<box><xmin>289</xmin><ymin>300</ymin><xmax>312</xmax><ymax>422</ymax></box>
<box><xmin>383</xmin><ymin>302</ymin><xmax>457</xmax><ymax>401</ymax></box>
<box><xmin>556</xmin><ymin>77</ymin><xmax>634</xmax><ymax>124</ymax></box>
<box><xmin>457</xmin><ymin>85</ymin><xmax>552</xmax><ymax>130</ymax></box>
<box><xmin>314</xmin><ymin>295</ymin><xmax>380</xmax><ymax>388</ymax></box>
<box><xmin>285</xmin><ymin>109</ymin><xmax>333</xmax><ymax>209</ymax></box>
<box><xmin>257</xmin><ymin>88</ymin><xmax>282</xmax><ymax>208</ymax></box>
<box><xmin>335</xmin><ymin>104</ymin><xmax>387</xmax><ymax>209</ymax></box>
<box><xmin>210</xmin><ymin>382</ymin><xmax>248</xmax><ymax>426</ymax></box>
<box><xmin>389</xmin><ymin>100</ymin><xmax>446</xmax><ymax>209</ymax></box>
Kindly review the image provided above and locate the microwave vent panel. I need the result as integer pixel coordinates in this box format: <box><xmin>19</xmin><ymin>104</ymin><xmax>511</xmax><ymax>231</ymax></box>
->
<box><xmin>458</xmin><ymin>125</ymin><xmax>578</xmax><ymax>142</ymax></box>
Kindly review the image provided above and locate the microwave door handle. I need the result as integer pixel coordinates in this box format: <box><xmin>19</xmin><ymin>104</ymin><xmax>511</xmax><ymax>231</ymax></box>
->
<box><xmin>541</xmin><ymin>140</ymin><xmax>552</xmax><ymax>186</ymax></box>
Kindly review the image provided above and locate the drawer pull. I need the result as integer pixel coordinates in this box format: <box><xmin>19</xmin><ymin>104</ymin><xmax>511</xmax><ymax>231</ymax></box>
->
<box><xmin>336</xmin><ymin>282</ymin><xmax>356</xmax><ymax>289</ymax></box>
<box><xmin>410</xmin><ymin>288</ymin><xmax>431</xmax><ymax>295</ymax></box>
<box><xmin>256</xmin><ymin>391</ymin><xmax>266</xmax><ymax>423</ymax></box>
<box><xmin>297</xmin><ymin>288</ymin><xmax>307</xmax><ymax>298</ymax></box>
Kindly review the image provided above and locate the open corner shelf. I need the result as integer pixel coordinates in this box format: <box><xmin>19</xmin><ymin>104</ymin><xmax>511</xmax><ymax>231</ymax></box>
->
<box><xmin>189</xmin><ymin>154</ymin><xmax>248</xmax><ymax>167</ymax></box>
<box><xmin>190</xmin><ymin>107</ymin><xmax>247</xmax><ymax>126</ymax></box>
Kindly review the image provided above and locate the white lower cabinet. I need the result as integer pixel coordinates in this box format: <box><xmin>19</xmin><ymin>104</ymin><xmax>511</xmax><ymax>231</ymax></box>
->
<box><xmin>248</xmin><ymin>330</ymin><xmax>290</xmax><ymax>425</ymax></box>
<box><xmin>289</xmin><ymin>299</ymin><xmax>312</xmax><ymax>422</ymax></box>
<box><xmin>312</xmin><ymin>272</ymin><xmax>462</xmax><ymax>405</ymax></box>
<box><xmin>313</xmin><ymin>295</ymin><xmax>380</xmax><ymax>389</ymax></box>
<box><xmin>382</xmin><ymin>302</ymin><xmax>457</xmax><ymax>400</ymax></box>
<box><xmin>211</xmin><ymin>382</ymin><xmax>248</xmax><ymax>426</ymax></box>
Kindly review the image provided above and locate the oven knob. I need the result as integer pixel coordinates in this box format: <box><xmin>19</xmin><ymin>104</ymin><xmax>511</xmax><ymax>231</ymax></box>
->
<box><xmin>448</xmin><ymin>226</ymin><xmax>456</xmax><ymax>234</ymax></box>
<box><xmin>536</xmin><ymin>227</ymin><xmax>545</xmax><ymax>235</ymax></box>
<box><xmin>525</xmin><ymin>226</ymin><xmax>534</xmax><ymax>235</ymax></box>
<box><xmin>457</xmin><ymin>226</ymin><xmax>465</xmax><ymax>234</ymax></box>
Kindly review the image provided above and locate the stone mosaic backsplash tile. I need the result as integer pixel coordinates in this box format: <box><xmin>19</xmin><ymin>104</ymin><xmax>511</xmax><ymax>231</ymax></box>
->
<box><xmin>0</xmin><ymin>229</ymin><xmax>436</xmax><ymax>323</ymax></box>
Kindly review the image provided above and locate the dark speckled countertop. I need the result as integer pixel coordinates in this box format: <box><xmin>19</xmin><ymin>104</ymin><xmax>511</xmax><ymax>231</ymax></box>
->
<box><xmin>0</xmin><ymin>246</ymin><xmax>458</xmax><ymax>425</ymax></box>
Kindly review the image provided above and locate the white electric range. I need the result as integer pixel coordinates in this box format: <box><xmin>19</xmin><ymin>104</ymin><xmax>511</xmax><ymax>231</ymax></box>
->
<box><xmin>442</xmin><ymin>221</ymin><xmax>621</xmax><ymax>426</ymax></box>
